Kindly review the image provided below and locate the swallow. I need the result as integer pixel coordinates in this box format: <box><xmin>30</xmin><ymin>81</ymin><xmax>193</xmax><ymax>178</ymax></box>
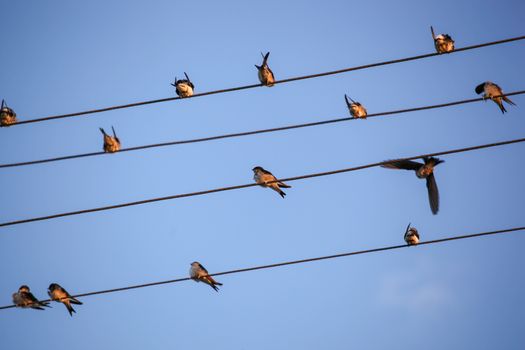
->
<box><xmin>99</xmin><ymin>126</ymin><xmax>121</xmax><ymax>153</ymax></box>
<box><xmin>475</xmin><ymin>81</ymin><xmax>516</xmax><ymax>114</ymax></box>
<box><xmin>0</xmin><ymin>99</ymin><xmax>17</xmax><ymax>126</ymax></box>
<box><xmin>381</xmin><ymin>157</ymin><xmax>444</xmax><ymax>215</ymax></box>
<box><xmin>404</xmin><ymin>223</ymin><xmax>420</xmax><ymax>246</ymax></box>
<box><xmin>252</xmin><ymin>166</ymin><xmax>291</xmax><ymax>198</ymax></box>
<box><xmin>344</xmin><ymin>94</ymin><xmax>367</xmax><ymax>119</ymax></box>
<box><xmin>430</xmin><ymin>26</ymin><xmax>455</xmax><ymax>53</ymax></box>
<box><xmin>189</xmin><ymin>262</ymin><xmax>223</xmax><ymax>292</ymax></box>
<box><xmin>255</xmin><ymin>52</ymin><xmax>275</xmax><ymax>87</ymax></box>
<box><xmin>171</xmin><ymin>72</ymin><xmax>194</xmax><ymax>98</ymax></box>
<box><xmin>48</xmin><ymin>283</ymin><xmax>83</xmax><ymax>316</ymax></box>
<box><xmin>12</xmin><ymin>285</ymin><xmax>50</xmax><ymax>310</ymax></box>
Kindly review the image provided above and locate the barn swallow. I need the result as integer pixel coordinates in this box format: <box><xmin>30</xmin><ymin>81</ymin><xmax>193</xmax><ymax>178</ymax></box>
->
<box><xmin>12</xmin><ymin>285</ymin><xmax>50</xmax><ymax>310</ymax></box>
<box><xmin>344</xmin><ymin>95</ymin><xmax>367</xmax><ymax>119</ymax></box>
<box><xmin>189</xmin><ymin>262</ymin><xmax>223</xmax><ymax>292</ymax></box>
<box><xmin>48</xmin><ymin>283</ymin><xmax>83</xmax><ymax>316</ymax></box>
<box><xmin>99</xmin><ymin>126</ymin><xmax>121</xmax><ymax>153</ymax></box>
<box><xmin>252</xmin><ymin>166</ymin><xmax>291</xmax><ymax>198</ymax></box>
<box><xmin>404</xmin><ymin>223</ymin><xmax>420</xmax><ymax>246</ymax></box>
<box><xmin>0</xmin><ymin>99</ymin><xmax>17</xmax><ymax>126</ymax></box>
<box><xmin>475</xmin><ymin>81</ymin><xmax>516</xmax><ymax>114</ymax></box>
<box><xmin>171</xmin><ymin>72</ymin><xmax>195</xmax><ymax>97</ymax></box>
<box><xmin>255</xmin><ymin>52</ymin><xmax>275</xmax><ymax>87</ymax></box>
<box><xmin>381</xmin><ymin>157</ymin><xmax>444</xmax><ymax>215</ymax></box>
<box><xmin>430</xmin><ymin>26</ymin><xmax>455</xmax><ymax>53</ymax></box>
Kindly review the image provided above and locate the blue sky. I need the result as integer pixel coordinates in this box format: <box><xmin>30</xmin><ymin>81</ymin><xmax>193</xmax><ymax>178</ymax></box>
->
<box><xmin>1</xmin><ymin>0</ymin><xmax>524</xmax><ymax>349</ymax></box>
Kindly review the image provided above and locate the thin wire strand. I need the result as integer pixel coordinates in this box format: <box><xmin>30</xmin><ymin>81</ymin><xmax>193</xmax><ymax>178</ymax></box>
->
<box><xmin>7</xmin><ymin>35</ymin><xmax>525</xmax><ymax>127</ymax></box>
<box><xmin>1</xmin><ymin>137</ymin><xmax>524</xmax><ymax>228</ymax></box>
<box><xmin>2</xmin><ymin>91</ymin><xmax>524</xmax><ymax>169</ymax></box>
<box><xmin>0</xmin><ymin>226</ymin><xmax>522</xmax><ymax>310</ymax></box>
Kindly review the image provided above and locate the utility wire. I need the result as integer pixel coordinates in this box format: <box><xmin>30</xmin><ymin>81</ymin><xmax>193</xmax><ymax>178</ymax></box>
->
<box><xmin>1</xmin><ymin>137</ymin><xmax>524</xmax><ymax>228</ymax></box>
<box><xmin>2</xmin><ymin>91</ymin><xmax>524</xmax><ymax>169</ymax></box>
<box><xmin>7</xmin><ymin>35</ymin><xmax>525</xmax><ymax>127</ymax></box>
<box><xmin>0</xmin><ymin>226</ymin><xmax>522</xmax><ymax>310</ymax></box>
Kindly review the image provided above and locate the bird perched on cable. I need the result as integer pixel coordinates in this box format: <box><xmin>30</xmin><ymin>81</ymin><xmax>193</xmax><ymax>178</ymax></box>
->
<box><xmin>171</xmin><ymin>72</ymin><xmax>194</xmax><ymax>98</ymax></box>
<box><xmin>475</xmin><ymin>81</ymin><xmax>516</xmax><ymax>114</ymax></box>
<box><xmin>252</xmin><ymin>166</ymin><xmax>291</xmax><ymax>198</ymax></box>
<box><xmin>255</xmin><ymin>52</ymin><xmax>275</xmax><ymax>87</ymax></box>
<box><xmin>381</xmin><ymin>157</ymin><xmax>444</xmax><ymax>215</ymax></box>
<box><xmin>12</xmin><ymin>285</ymin><xmax>50</xmax><ymax>310</ymax></box>
<box><xmin>99</xmin><ymin>126</ymin><xmax>121</xmax><ymax>153</ymax></box>
<box><xmin>404</xmin><ymin>223</ymin><xmax>420</xmax><ymax>246</ymax></box>
<box><xmin>430</xmin><ymin>26</ymin><xmax>455</xmax><ymax>53</ymax></box>
<box><xmin>189</xmin><ymin>262</ymin><xmax>223</xmax><ymax>292</ymax></box>
<box><xmin>48</xmin><ymin>283</ymin><xmax>83</xmax><ymax>316</ymax></box>
<box><xmin>0</xmin><ymin>99</ymin><xmax>17</xmax><ymax>126</ymax></box>
<box><xmin>345</xmin><ymin>94</ymin><xmax>367</xmax><ymax>119</ymax></box>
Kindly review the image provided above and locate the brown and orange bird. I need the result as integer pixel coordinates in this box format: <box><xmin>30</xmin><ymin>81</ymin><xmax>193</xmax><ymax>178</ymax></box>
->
<box><xmin>344</xmin><ymin>94</ymin><xmax>367</xmax><ymax>119</ymax></box>
<box><xmin>255</xmin><ymin>52</ymin><xmax>275</xmax><ymax>86</ymax></box>
<box><xmin>0</xmin><ymin>99</ymin><xmax>17</xmax><ymax>126</ymax></box>
<box><xmin>475</xmin><ymin>81</ymin><xmax>516</xmax><ymax>114</ymax></box>
<box><xmin>189</xmin><ymin>262</ymin><xmax>223</xmax><ymax>292</ymax></box>
<box><xmin>430</xmin><ymin>26</ymin><xmax>455</xmax><ymax>53</ymax></box>
<box><xmin>100</xmin><ymin>126</ymin><xmax>121</xmax><ymax>153</ymax></box>
<box><xmin>12</xmin><ymin>285</ymin><xmax>50</xmax><ymax>310</ymax></box>
<box><xmin>171</xmin><ymin>72</ymin><xmax>195</xmax><ymax>97</ymax></box>
<box><xmin>252</xmin><ymin>166</ymin><xmax>291</xmax><ymax>198</ymax></box>
<box><xmin>48</xmin><ymin>283</ymin><xmax>83</xmax><ymax>316</ymax></box>
<box><xmin>404</xmin><ymin>223</ymin><xmax>420</xmax><ymax>246</ymax></box>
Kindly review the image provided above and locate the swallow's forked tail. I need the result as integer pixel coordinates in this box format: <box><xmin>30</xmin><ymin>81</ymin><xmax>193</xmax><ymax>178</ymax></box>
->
<box><xmin>430</xmin><ymin>26</ymin><xmax>436</xmax><ymax>39</ymax></box>
<box><xmin>65</xmin><ymin>302</ymin><xmax>76</xmax><ymax>316</ymax></box>
<box><xmin>99</xmin><ymin>128</ymin><xmax>107</xmax><ymax>136</ymax></box>
<box><xmin>503</xmin><ymin>95</ymin><xmax>516</xmax><ymax>106</ymax></box>
<box><xmin>497</xmin><ymin>100</ymin><xmax>507</xmax><ymax>114</ymax></box>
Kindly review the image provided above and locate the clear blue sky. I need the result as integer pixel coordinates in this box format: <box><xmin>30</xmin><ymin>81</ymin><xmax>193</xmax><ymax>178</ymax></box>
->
<box><xmin>1</xmin><ymin>0</ymin><xmax>524</xmax><ymax>349</ymax></box>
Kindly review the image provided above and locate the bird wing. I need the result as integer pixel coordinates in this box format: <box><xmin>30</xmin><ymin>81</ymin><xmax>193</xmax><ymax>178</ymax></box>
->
<box><xmin>381</xmin><ymin>159</ymin><xmax>422</xmax><ymax>170</ymax></box>
<box><xmin>197</xmin><ymin>263</ymin><xmax>209</xmax><ymax>274</ymax></box>
<box><xmin>426</xmin><ymin>173</ymin><xmax>440</xmax><ymax>215</ymax></box>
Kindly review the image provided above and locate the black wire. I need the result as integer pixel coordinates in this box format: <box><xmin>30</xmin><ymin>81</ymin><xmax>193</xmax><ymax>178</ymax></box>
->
<box><xmin>0</xmin><ymin>226</ymin><xmax>522</xmax><ymax>310</ymax></box>
<box><xmin>1</xmin><ymin>137</ymin><xmax>524</xmax><ymax>228</ymax></box>
<box><xmin>6</xmin><ymin>35</ymin><xmax>525</xmax><ymax>127</ymax></box>
<box><xmin>2</xmin><ymin>91</ymin><xmax>523</xmax><ymax>169</ymax></box>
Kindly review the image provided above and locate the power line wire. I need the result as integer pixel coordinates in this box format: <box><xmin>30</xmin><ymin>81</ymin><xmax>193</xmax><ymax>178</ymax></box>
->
<box><xmin>1</xmin><ymin>137</ymin><xmax>524</xmax><ymax>228</ymax></box>
<box><xmin>0</xmin><ymin>226</ymin><xmax>522</xmax><ymax>310</ymax></box>
<box><xmin>2</xmin><ymin>91</ymin><xmax>524</xmax><ymax>169</ymax></box>
<box><xmin>7</xmin><ymin>35</ymin><xmax>525</xmax><ymax>127</ymax></box>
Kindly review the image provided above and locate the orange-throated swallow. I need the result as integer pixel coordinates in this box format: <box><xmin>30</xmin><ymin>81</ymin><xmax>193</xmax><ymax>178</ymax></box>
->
<box><xmin>252</xmin><ymin>166</ymin><xmax>291</xmax><ymax>198</ymax></box>
<box><xmin>430</xmin><ymin>26</ymin><xmax>455</xmax><ymax>53</ymax></box>
<box><xmin>189</xmin><ymin>262</ymin><xmax>223</xmax><ymax>292</ymax></box>
<box><xmin>171</xmin><ymin>72</ymin><xmax>194</xmax><ymax>97</ymax></box>
<box><xmin>344</xmin><ymin>94</ymin><xmax>367</xmax><ymax>119</ymax></box>
<box><xmin>48</xmin><ymin>283</ymin><xmax>83</xmax><ymax>316</ymax></box>
<box><xmin>381</xmin><ymin>157</ymin><xmax>444</xmax><ymax>215</ymax></box>
<box><xmin>100</xmin><ymin>126</ymin><xmax>121</xmax><ymax>153</ymax></box>
<box><xmin>12</xmin><ymin>285</ymin><xmax>50</xmax><ymax>310</ymax></box>
<box><xmin>475</xmin><ymin>81</ymin><xmax>516</xmax><ymax>114</ymax></box>
<box><xmin>255</xmin><ymin>52</ymin><xmax>275</xmax><ymax>87</ymax></box>
<box><xmin>0</xmin><ymin>99</ymin><xmax>17</xmax><ymax>126</ymax></box>
<box><xmin>404</xmin><ymin>223</ymin><xmax>420</xmax><ymax>246</ymax></box>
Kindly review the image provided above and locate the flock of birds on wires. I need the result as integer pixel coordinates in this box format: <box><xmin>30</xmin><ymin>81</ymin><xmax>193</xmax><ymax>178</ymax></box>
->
<box><xmin>3</xmin><ymin>26</ymin><xmax>519</xmax><ymax>316</ymax></box>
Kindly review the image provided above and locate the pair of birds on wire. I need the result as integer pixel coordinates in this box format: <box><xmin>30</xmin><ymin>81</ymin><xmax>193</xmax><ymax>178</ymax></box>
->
<box><xmin>11</xmin><ymin>262</ymin><xmax>223</xmax><ymax>316</ymax></box>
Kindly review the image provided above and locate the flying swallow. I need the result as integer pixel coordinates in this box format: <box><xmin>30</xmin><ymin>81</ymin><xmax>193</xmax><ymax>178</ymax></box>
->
<box><xmin>404</xmin><ymin>223</ymin><xmax>420</xmax><ymax>246</ymax></box>
<box><xmin>171</xmin><ymin>72</ymin><xmax>195</xmax><ymax>97</ymax></box>
<box><xmin>48</xmin><ymin>283</ymin><xmax>83</xmax><ymax>316</ymax></box>
<box><xmin>255</xmin><ymin>52</ymin><xmax>275</xmax><ymax>87</ymax></box>
<box><xmin>12</xmin><ymin>285</ymin><xmax>50</xmax><ymax>310</ymax></box>
<box><xmin>252</xmin><ymin>166</ymin><xmax>291</xmax><ymax>198</ymax></box>
<box><xmin>344</xmin><ymin>94</ymin><xmax>367</xmax><ymax>119</ymax></box>
<box><xmin>189</xmin><ymin>262</ymin><xmax>223</xmax><ymax>292</ymax></box>
<box><xmin>99</xmin><ymin>126</ymin><xmax>121</xmax><ymax>153</ymax></box>
<box><xmin>430</xmin><ymin>26</ymin><xmax>455</xmax><ymax>53</ymax></box>
<box><xmin>381</xmin><ymin>157</ymin><xmax>444</xmax><ymax>215</ymax></box>
<box><xmin>475</xmin><ymin>81</ymin><xmax>516</xmax><ymax>114</ymax></box>
<box><xmin>0</xmin><ymin>99</ymin><xmax>17</xmax><ymax>126</ymax></box>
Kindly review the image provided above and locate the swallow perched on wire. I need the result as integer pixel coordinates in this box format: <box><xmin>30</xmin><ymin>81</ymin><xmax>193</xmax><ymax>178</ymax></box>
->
<box><xmin>255</xmin><ymin>52</ymin><xmax>275</xmax><ymax>87</ymax></box>
<box><xmin>430</xmin><ymin>26</ymin><xmax>455</xmax><ymax>53</ymax></box>
<box><xmin>48</xmin><ymin>283</ymin><xmax>83</xmax><ymax>316</ymax></box>
<box><xmin>475</xmin><ymin>81</ymin><xmax>516</xmax><ymax>114</ymax></box>
<box><xmin>344</xmin><ymin>94</ymin><xmax>367</xmax><ymax>119</ymax></box>
<box><xmin>381</xmin><ymin>157</ymin><xmax>444</xmax><ymax>215</ymax></box>
<box><xmin>0</xmin><ymin>99</ymin><xmax>17</xmax><ymax>126</ymax></box>
<box><xmin>12</xmin><ymin>285</ymin><xmax>50</xmax><ymax>310</ymax></box>
<box><xmin>252</xmin><ymin>166</ymin><xmax>291</xmax><ymax>198</ymax></box>
<box><xmin>404</xmin><ymin>223</ymin><xmax>420</xmax><ymax>246</ymax></box>
<box><xmin>189</xmin><ymin>262</ymin><xmax>223</xmax><ymax>292</ymax></box>
<box><xmin>171</xmin><ymin>72</ymin><xmax>194</xmax><ymax>98</ymax></box>
<box><xmin>99</xmin><ymin>126</ymin><xmax>121</xmax><ymax>153</ymax></box>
